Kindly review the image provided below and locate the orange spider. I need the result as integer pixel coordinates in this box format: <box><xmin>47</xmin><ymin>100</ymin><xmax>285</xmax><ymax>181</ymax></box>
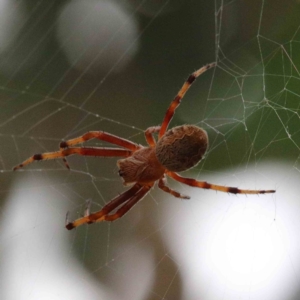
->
<box><xmin>13</xmin><ymin>62</ymin><xmax>275</xmax><ymax>230</ymax></box>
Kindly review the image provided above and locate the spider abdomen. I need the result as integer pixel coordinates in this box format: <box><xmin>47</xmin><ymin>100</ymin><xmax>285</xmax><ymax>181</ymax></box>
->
<box><xmin>155</xmin><ymin>125</ymin><xmax>208</xmax><ymax>172</ymax></box>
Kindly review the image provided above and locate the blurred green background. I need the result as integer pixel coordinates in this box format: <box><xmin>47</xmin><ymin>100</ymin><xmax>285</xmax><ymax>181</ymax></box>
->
<box><xmin>1</xmin><ymin>1</ymin><xmax>300</xmax><ymax>299</ymax></box>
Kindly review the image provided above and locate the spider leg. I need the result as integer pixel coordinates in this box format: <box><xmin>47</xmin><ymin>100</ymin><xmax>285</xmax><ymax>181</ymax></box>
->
<box><xmin>144</xmin><ymin>126</ymin><xmax>161</xmax><ymax>147</ymax></box>
<box><xmin>13</xmin><ymin>147</ymin><xmax>132</xmax><ymax>170</ymax></box>
<box><xmin>103</xmin><ymin>184</ymin><xmax>152</xmax><ymax>221</ymax></box>
<box><xmin>60</xmin><ymin>131</ymin><xmax>140</xmax><ymax>151</ymax></box>
<box><xmin>159</xmin><ymin>62</ymin><xmax>216</xmax><ymax>138</ymax></box>
<box><xmin>167</xmin><ymin>171</ymin><xmax>276</xmax><ymax>194</ymax></box>
<box><xmin>158</xmin><ymin>176</ymin><xmax>190</xmax><ymax>199</ymax></box>
<box><xmin>66</xmin><ymin>183</ymin><xmax>143</xmax><ymax>229</ymax></box>
<box><xmin>59</xmin><ymin>131</ymin><xmax>141</xmax><ymax>169</ymax></box>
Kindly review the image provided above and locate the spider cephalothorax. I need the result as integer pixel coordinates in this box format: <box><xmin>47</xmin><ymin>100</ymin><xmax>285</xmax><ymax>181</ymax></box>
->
<box><xmin>13</xmin><ymin>62</ymin><xmax>275</xmax><ymax>230</ymax></box>
<box><xmin>117</xmin><ymin>146</ymin><xmax>165</xmax><ymax>185</ymax></box>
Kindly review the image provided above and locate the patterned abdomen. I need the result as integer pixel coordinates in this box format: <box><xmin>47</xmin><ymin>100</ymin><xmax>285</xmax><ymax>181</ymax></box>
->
<box><xmin>155</xmin><ymin>125</ymin><xmax>208</xmax><ymax>172</ymax></box>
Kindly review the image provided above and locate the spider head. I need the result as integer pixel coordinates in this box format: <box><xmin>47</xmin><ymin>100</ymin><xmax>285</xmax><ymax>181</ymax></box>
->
<box><xmin>117</xmin><ymin>147</ymin><xmax>165</xmax><ymax>185</ymax></box>
<box><xmin>155</xmin><ymin>125</ymin><xmax>208</xmax><ymax>172</ymax></box>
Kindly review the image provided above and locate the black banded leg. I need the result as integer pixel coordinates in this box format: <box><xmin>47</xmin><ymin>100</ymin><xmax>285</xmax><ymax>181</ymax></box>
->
<box><xmin>159</xmin><ymin>62</ymin><xmax>216</xmax><ymax>138</ymax></box>
<box><xmin>60</xmin><ymin>131</ymin><xmax>140</xmax><ymax>151</ymax></box>
<box><xmin>65</xmin><ymin>183</ymin><xmax>143</xmax><ymax>230</ymax></box>
<box><xmin>103</xmin><ymin>185</ymin><xmax>152</xmax><ymax>221</ymax></box>
<box><xmin>13</xmin><ymin>147</ymin><xmax>132</xmax><ymax>170</ymax></box>
<box><xmin>167</xmin><ymin>171</ymin><xmax>276</xmax><ymax>194</ymax></box>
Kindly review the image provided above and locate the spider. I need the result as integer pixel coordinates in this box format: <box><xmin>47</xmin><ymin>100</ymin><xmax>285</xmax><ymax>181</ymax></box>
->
<box><xmin>13</xmin><ymin>62</ymin><xmax>275</xmax><ymax>230</ymax></box>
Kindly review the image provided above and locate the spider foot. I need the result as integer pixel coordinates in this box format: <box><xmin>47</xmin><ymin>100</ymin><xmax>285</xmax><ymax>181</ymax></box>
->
<box><xmin>65</xmin><ymin>211</ymin><xmax>74</xmax><ymax>230</ymax></box>
<box><xmin>59</xmin><ymin>145</ymin><xmax>70</xmax><ymax>169</ymax></box>
<box><xmin>13</xmin><ymin>165</ymin><xmax>22</xmax><ymax>171</ymax></box>
<box><xmin>62</xmin><ymin>158</ymin><xmax>70</xmax><ymax>170</ymax></box>
<box><xmin>65</xmin><ymin>200</ymin><xmax>97</xmax><ymax>230</ymax></box>
<box><xmin>13</xmin><ymin>154</ymin><xmax>43</xmax><ymax>171</ymax></box>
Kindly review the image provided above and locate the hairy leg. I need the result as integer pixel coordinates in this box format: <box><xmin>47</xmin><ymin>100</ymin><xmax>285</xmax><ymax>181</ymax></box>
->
<box><xmin>144</xmin><ymin>126</ymin><xmax>161</xmax><ymax>147</ymax></box>
<box><xmin>13</xmin><ymin>147</ymin><xmax>132</xmax><ymax>170</ymax></box>
<box><xmin>59</xmin><ymin>131</ymin><xmax>141</xmax><ymax>169</ymax></box>
<box><xmin>103</xmin><ymin>184</ymin><xmax>152</xmax><ymax>221</ymax></box>
<box><xmin>159</xmin><ymin>62</ymin><xmax>216</xmax><ymax>138</ymax></box>
<box><xmin>167</xmin><ymin>171</ymin><xmax>275</xmax><ymax>194</ymax></box>
<box><xmin>60</xmin><ymin>131</ymin><xmax>141</xmax><ymax>151</ymax></box>
<box><xmin>158</xmin><ymin>177</ymin><xmax>190</xmax><ymax>199</ymax></box>
<box><xmin>66</xmin><ymin>183</ymin><xmax>143</xmax><ymax>229</ymax></box>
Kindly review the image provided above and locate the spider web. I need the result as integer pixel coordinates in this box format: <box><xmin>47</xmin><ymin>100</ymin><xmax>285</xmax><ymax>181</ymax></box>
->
<box><xmin>1</xmin><ymin>0</ymin><xmax>300</xmax><ymax>299</ymax></box>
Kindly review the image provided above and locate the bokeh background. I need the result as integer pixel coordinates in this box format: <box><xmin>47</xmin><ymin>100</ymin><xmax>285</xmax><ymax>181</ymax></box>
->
<box><xmin>1</xmin><ymin>0</ymin><xmax>300</xmax><ymax>299</ymax></box>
